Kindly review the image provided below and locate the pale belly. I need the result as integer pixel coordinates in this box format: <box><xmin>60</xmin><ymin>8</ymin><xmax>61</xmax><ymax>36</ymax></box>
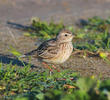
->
<box><xmin>43</xmin><ymin>42</ymin><xmax>73</xmax><ymax>64</ymax></box>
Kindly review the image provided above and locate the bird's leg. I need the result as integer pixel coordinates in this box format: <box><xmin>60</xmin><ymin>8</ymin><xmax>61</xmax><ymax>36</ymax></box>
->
<box><xmin>51</xmin><ymin>65</ymin><xmax>60</xmax><ymax>72</ymax></box>
<box><xmin>42</xmin><ymin>62</ymin><xmax>53</xmax><ymax>72</ymax></box>
<box><xmin>42</xmin><ymin>62</ymin><xmax>60</xmax><ymax>73</ymax></box>
<box><xmin>51</xmin><ymin>65</ymin><xmax>56</xmax><ymax>69</ymax></box>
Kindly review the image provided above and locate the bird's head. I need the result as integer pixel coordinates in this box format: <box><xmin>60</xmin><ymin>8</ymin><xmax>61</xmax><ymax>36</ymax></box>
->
<box><xmin>56</xmin><ymin>29</ymin><xmax>74</xmax><ymax>43</ymax></box>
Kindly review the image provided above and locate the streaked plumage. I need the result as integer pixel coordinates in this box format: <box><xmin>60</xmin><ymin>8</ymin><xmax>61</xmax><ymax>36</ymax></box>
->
<box><xmin>21</xmin><ymin>29</ymin><xmax>74</xmax><ymax>64</ymax></box>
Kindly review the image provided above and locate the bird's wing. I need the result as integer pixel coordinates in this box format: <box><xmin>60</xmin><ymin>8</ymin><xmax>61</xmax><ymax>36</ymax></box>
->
<box><xmin>20</xmin><ymin>39</ymin><xmax>59</xmax><ymax>59</ymax></box>
<box><xmin>37</xmin><ymin>39</ymin><xmax>60</xmax><ymax>59</ymax></box>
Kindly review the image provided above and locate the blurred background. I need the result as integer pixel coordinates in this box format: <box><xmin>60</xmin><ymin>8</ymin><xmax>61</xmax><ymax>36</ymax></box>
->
<box><xmin>0</xmin><ymin>0</ymin><xmax>110</xmax><ymax>24</ymax></box>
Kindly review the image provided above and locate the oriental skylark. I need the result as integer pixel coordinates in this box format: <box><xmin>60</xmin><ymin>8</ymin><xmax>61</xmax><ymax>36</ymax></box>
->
<box><xmin>21</xmin><ymin>29</ymin><xmax>74</xmax><ymax>70</ymax></box>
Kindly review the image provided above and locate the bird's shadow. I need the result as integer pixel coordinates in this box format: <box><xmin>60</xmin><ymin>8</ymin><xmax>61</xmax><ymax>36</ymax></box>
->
<box><xmin>5</xmin><ymin>21</ymin><xmax>38</xmax><ymax>68</ymax></box>
<box><xmin>7</xmin><ymin>19</ymin><xmax>89</xmax><ymax>31</ymax></box>
<box><xmin>7</xmin><ymin>21</ymin><xmax>35</xmax><ymax>31</ymax></box>
<box><xmin>0</xmin><ymin>54</ymin><xmax>37</xmax><ymax>68</ymax></box>
<box><xmin>75</xmin><ymin>19</ymin><xmax>88</xmax><ymax>28</ymax></box>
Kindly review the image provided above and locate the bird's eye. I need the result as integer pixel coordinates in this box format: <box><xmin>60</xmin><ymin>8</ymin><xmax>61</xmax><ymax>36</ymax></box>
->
<box><xmin>65</xmin><ymin>34</ymin><xmax>68</xmax><ymax>36</ymax></box>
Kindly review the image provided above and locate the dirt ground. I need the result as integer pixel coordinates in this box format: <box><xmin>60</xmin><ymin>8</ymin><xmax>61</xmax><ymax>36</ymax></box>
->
<box><xmin>0</xmin><ymin>0</ymin><xmax>110</xmax><ymax>79</ymax></box>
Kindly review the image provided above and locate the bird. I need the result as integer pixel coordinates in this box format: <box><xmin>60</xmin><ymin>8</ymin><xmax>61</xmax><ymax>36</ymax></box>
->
<box><xmin>20</xmin><ymin>29</ymin><xmax>74</xmax><ymax>71</ymax></box>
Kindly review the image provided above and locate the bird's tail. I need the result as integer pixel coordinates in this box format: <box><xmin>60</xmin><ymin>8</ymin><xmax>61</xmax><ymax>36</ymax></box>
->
<box><xmin>19</xmin><ymin>49</ymin><xmax>37</xmax><ymax>58</ymax></box>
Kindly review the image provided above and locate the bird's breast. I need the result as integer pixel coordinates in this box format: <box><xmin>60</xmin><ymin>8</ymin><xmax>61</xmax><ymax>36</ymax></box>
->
<box><xmin>44</xmin><ymin>42</ymin><xmax>73</xmax><ymax>64</ymax></box>
<box><xmin>58</xmin><ymin>42</ymin><xmax>73</xmax><ymax>63</ymax></box>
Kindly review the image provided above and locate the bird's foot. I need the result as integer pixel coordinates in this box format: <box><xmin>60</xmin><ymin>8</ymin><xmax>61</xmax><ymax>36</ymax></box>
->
<box><xmin>51</xmin><ymin>65</ymin><xmax>60</xmax><ymax>72</ymax></box>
